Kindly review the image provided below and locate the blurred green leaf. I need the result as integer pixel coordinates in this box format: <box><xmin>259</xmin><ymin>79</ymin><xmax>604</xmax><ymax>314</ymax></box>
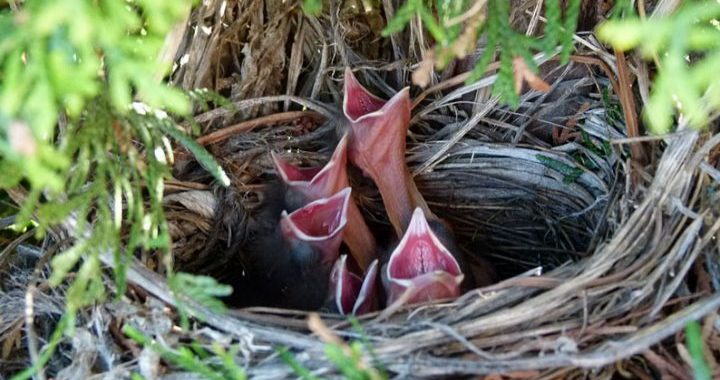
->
<box><xmin>123</xmin><ymin>324</ymin><xmax>230</xmax><ymax>380</ymax></box>
<box><xmin>49</xmin><ymin>242</ymin><xmax>85</xmax><ymax>286</ymax></box>
<box><xmin>598</xmin><ymin>1</ymin><xmax>720</xmax><ymax>133</ymax></box>
<box><xmin>302</xmin><ymin>0</ymin><xmax>322</xmax><ymax>16</ymax></box>
<box><xmin>278</xmin><ymin>346</ymin><xmax>322</xmax><ymax>380</ymax></box>
<box><xmin>169</xmin><ymin>272</ymin><xmax>233</xmax><ymax>330</ymax></box>
<box><xmin>382</xmin><ymin>1</ymin><xmax>581</xmax><ymax>108</ymax></box>
<box><xmin>686</xmin><ymin>321</ymin><xmax>711</xmax><ymax>380</ymax></box>
<box><xmin>381</xmin><ymin>0</ymin><xmax>417</xmax><ymax>36</ymax></box>
<box><xmin>0</xmin><ymin>0</ymin><xmax>193</xmax><ymax>194</ymax></box>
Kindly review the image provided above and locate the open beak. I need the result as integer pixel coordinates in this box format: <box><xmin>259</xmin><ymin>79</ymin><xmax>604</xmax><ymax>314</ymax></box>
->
<box><xmin>384</xmin><ymin>208</ymin><xmax>464</xmax><ymax>305</ymax></box>
<box><xmin>330</xmin><ymin>255</ymin><xmax>379</xmax><ymax>315</ymax></box>
<box><xmin>280</xmin><ymin>187</ymin><xmax>352</xmax><ymax>265</ymax></box>
<box><xmin>271</xmin><ymin>135</ymin><xmax>350</xmax><ymax>201</ymax></box>
<box><xmin>272</xmin><ymin>135</ymin><xmax>377</xmax><ymax>271</ymax></box>
<box><xmin>343</xmin><ymin>68</ymin><xmax>431</xmax><ymax>237</ymax></box>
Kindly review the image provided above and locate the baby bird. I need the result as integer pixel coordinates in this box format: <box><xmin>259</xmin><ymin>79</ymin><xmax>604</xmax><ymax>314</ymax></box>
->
<box><xmin>229</xmin><ymin>187</ymin><xmax>351</xmax><ymax>310</ymax></box>
<box><xmin>329</xmin><ymin>255</ymin><xmax>379</xmax><ymax>315</ymax></box>
<box><xmin>383</xmin><ymin>208</ymin><xmax>464</xmax><ymax>305</ymax></box>
<box><xmin>342</xmin><ymin>68</ymin><xmax>471</xmax><ymax>305</ymax></box>
<box><xmin>271</xmin><ymin>134</ymin><xmax>377</xmax><ymax>272</ymax></box>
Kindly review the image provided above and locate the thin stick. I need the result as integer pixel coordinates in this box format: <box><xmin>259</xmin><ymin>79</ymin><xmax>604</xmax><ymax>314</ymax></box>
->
<box><xmin>24</xmin><ymin>284</ymin><xmax>46</xmax><ymax>380</ymax></box>
<box><xmin>193</xmin><ymin>95</ymin><xmax>336</xmax><ymax>125</ymax></box>
<box><xmin>614</xmin><ymin>49</ymin><xmax>646</xmax><ymax>166</ymax></box>
<box><xmin>195</xmin><ymin>110</ymin><xmax>325</xmax><ymax>145</ymax></box>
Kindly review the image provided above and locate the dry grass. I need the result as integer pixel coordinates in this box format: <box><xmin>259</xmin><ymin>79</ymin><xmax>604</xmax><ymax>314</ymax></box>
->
<box><xmin>2</xmin><ymin>0</ymin><xmax>719</xmax><ymax>378</ymax></box>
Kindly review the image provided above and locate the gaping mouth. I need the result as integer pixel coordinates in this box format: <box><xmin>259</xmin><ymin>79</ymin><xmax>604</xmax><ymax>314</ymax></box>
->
<box><xmin>271</xmin><ymin>134</ymin><xmax>349</xmax><ymax>200</ymax></box>
<box><xmin>385</xmin><ymin>208</ymin><xmax>464</xmax><ymax>304</ymax></box>
<box><xmin>342</xmin><ymin>68</ymin><xmax>389</xmax><ymax>121</ymax></box>
<box><xmin>342</xmin><ymin>68</ymin><xmax>420</xmax><ymax>236</ymax></box>
<box><xmin>281</xmin><ymin>187</ymin><xmax>350</xmax><ymax>239</ymax></box>
<box><xmin>280</xmin><ymin>187</ymin><xmax>351</xmax><ymax>264</ymax></box>
<box><xmin>272</xmin><ymin>135</ymin><xmax>377</xmax><ymax>271</ymax></box>
<box><xmin>331</xmin><ymin>255</ymin><xmax>379</xmax><ymax>315</ymax></box>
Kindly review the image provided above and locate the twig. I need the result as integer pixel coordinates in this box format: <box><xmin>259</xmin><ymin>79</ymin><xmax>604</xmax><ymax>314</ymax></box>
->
<box><xmin>195</xmin><ymin>110</ymin><xmax>325</xmax><ymax>145</ymax></box>
<box><xmin>642</xmin><ymin>349</ymin><xmax>690</xmax><ymax>379</ymax></box>
<box><xmin>412</xmin><ymin>51</ymin><xmax>554</xmax><ymax>110</ymax></box>
<box><xmin>613</xmin><ymin>49</ymin><xmax>646</xmax><ymax>167</ymax></box>
<box><xmin>610</xmin><ymin>129</ymin><xmax>693</xmax><ymax>144</ymax></box>
<box><xmin>24</xmin><ymin>284</ymin><xmax>46</xmax><ymax>380</ymax></box>
<box><xmin>446</xmin><ymin>0</ymin><xmax>488</xmax><ymax>27</ymax></box>
<box><xmin>192</xmin><ymin>95</ymin><xmax>337</xmax><ymax>125</ymax></box>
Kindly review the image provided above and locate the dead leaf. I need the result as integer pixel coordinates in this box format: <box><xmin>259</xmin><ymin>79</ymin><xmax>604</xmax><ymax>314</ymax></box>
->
<box><xmin>412</xmin><ymin>50</ymin><xmax>435</xmax><ymax>88</ymax></box>
<box><xmin>1</xmin><ymin>320</ymin><xmax>23</xmax><ymax>359</ymax></box>
<box><xmin>450</xmin><ymin>12</ymin><xmax>485</xmax><ymax>59</ymax></box>
<box><xmin>512</xmin><ymin>56</ymin><xmax>551</xmax><ymax>94</ymax></box>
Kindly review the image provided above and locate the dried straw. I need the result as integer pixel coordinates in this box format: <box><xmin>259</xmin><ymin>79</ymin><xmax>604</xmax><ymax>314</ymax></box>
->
<box><xmin>2</xmin><ymin>0</ymin><xmax>719</xmax><ymax>378</ymax></box>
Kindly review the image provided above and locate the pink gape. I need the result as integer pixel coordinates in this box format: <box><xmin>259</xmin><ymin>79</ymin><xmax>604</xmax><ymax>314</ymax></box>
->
<box><xmin>342</xmin><ymin>68</ymin><xmax>436</xmax><ymax>237</ymax></box>
<box><xmin>384</xmin><ymin>208</ymin><xmax>463</xmax><ymax>304</ymax></box>
<box><xmin>272</xmin><ymin>135</ymin><xmax>377</xmax><ymax>271</ymax></box>
<box><xmin>342</xmin><ymin>68</ymin><xmax>464</xmax><ymax>305</ymax></box>
<box><xmin>330</xmin><ymin>255</ymin><xmax>379</xmax><ymax>315</ymax></box>
<box><xmin>279</xmin><ymin>188</ymin><xmax>352</xmax><ymax>267</ymax></box>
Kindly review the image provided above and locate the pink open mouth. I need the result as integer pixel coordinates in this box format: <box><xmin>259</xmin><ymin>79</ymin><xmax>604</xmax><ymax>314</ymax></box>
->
<box><xmin>330</xmin><ymin>255</ymin><xmax>379</xmax><ymax>315</ymax></box>
<box><xmin>280</xmin><ymin>188</ymin><xmax>351</xmax><ymax>265</ymax></box>
<box><xmin>272</xmin><ymin>134</ymin><xmax>377</xmax><ymax>271</ymax></box>
<box><xmin>385</xmin><ymin>208</ymin><xmax>464</xmax><ymax>305</ymax></box>
<box><xmin>271</xmin><ymin>135</ymin><xmax>349</xmax><ymax>201</ymax></box>
<box><xmin>343</xmin><ymin>68</ymin><xmax>390</xmax><ymax>120</ymax></box>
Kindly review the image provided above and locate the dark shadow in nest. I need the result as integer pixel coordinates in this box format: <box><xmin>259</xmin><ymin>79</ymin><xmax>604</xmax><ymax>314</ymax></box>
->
<box><xmin>169</xmin><ymin>62</ymin><xmax>625</xmax><ymax>307</ymax></box>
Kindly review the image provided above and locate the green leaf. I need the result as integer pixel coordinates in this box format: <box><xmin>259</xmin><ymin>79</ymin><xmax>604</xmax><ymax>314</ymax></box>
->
<box><xmin>543</xmin><ymin>0</ymin><xmax>561</xmax><ymax>53</ymax></box>
<box><xmin>598</xmin><ymin>1</ymin><xmax>720</xmax><ymax>133</ymax></box>
<box><xmin>381</xmin><ymin>0</ymin><xmax>417</xmax><ymax>37</ymax></box>
<box><xmin>560</xmin><ymin>0</ymin><xmax>581</xmax><ymax>63</ymax></box>
<box><xmin>49</xmin><ymin>240</ymin><xmax>86</xmax><ymax>287</ymax></box>
<box><xmin>0</xmin><ymin>159</ymin><xmax>24</xmax><ymax>188</ymax></box>
<box><xmin>596</xmin><ymin>20</ymin><xmax>645</xmax><ymax>51</ymax></box>
<box><xmin>608</xmin><ymin>0</ymin><xmax>636</xmax><ymax>19</ymax></box>
<box><xmin>686</xmin><ymin>321</ymin><xmax>711</xmax><ymax>380</ymax></box>
<box><xmin>212</xmin><ymin>343</ymin><xmax>247</xmax><ymax>380</ymax></box>
<box><xmin>169</xmin><ymin>272</ymin><xmax>232</xmax><ymax>329</ymax></box>
<box><xmin>278</xmin><ymin>346</ymin><xmax>321</xmax><ymax>380</ymax></box>
<box><xmin>417</xmin><ymin>3</ymin><xmax>447</xmax><ymax>45</ymax></box>
<box><xmin>65</xmin><ymin>253</ymin><xmax>105</xmax><ymax>315</ymax></box>
<box><xmin>123</xmin><ymin>325</ymin><xmax>226</xmax><ymax>380</ymax></box>
<box><xmin>536</xmin><ymin>154</ymin><xmax>584</xmax><ymax>183</ymax></box>
<box><xmin>301</xmin><ymin>0</ymin><xmax>322</xmax><ymax>16</ymax></box>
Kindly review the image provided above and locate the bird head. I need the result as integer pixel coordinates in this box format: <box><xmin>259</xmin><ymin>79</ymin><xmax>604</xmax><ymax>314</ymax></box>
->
<box><xmin>280</xmin><ymin>187</ymin><xmax>352</xmax><ymax>265</ymax></box>
<box><xmin>271</xmin><ymin>134</ymin><xmax>350</xmax><ymax>203</ymax></box>
<box><xmin>330</xmin><ymin>255</ymin><xmax>379</xmax><ymax>315</ymax></box>
<box><xmin>384</xmin><ymin>208</ymin><xmax>464</xmax><ymax>305</ymax></box>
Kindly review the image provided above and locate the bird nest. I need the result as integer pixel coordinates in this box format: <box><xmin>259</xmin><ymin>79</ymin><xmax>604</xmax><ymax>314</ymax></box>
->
<box><xmin>3</xmin><ymin>0</ymin><xmax>720</xmax><ymax>378</ymax></box>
